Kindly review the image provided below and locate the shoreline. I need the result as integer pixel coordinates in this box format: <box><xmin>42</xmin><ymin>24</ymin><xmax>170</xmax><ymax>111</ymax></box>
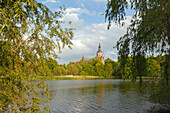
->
<box><xmin>32</xmin><ymin>75</ymin><xmax>157</xmax><ymax>81</ymax></box>
<box><xmin>32</xmin><ymin>75</ymin><xmax>102</xmax><ymax>81</ymax></box>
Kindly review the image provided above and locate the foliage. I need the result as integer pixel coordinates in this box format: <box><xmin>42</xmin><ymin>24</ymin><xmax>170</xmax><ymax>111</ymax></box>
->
<box><xmin>120</xmin><ymin>56</ymin><xmax>133</xmax><ymax>79</ymax></box>
<box><xmin>105</xmin><ymin>0</ymin><xmax>170</xmax><ymax>104</ymax></box>
<box><xmin>95</xmin><ymin>62</ymin><xmax>104</xmax><ymax>77</ymax></box>
<box><xmin>53</xmin><ymin>66</ymin><xmax>67</xmax><ymax>76</ymax></box>
<box><xmin>104</xmin><ymin>63</ymin><xmax>113</xmax><ymax>78</ymax></box>
<box><xmin>81</xmin><ymin>63</ymin><xmax>96</xmax><ymax>75</ymax></box>
<box><xmin>146</xmin><ymin>57</ymin><xmax>161</xmax><ymax>77</ymax></box>
<box><xmin>105</xmin><ymin>0</ymin><xmax>170</xmax><ymax>80</ymax></box>
<box><xmin>46</xmin><ymin>58</ymin><xmax>59</xmax><ymax>71</ymax></box>
<box><xmin>0</xmin><ymin>0</ymin><xmax>74</xmax><ymax>112</ymax></box>
<box><xmin>148</xmin><ymin>79</ymin><xmax>170</xmax><ymax>105</ymax></box>
<box><xmin>26</xmin><ymin>54</ymin><xmax>164</xmax><ymax>80</ymax></box>
<box><xmin>89</xmin><ymin>58</ymin><xmax>101</xmax><ymax>66</ymax></box>
<box><xmin>67</xmin><ymin>64</ymin><xmax>79</xmax><ymax>75</ymax></box>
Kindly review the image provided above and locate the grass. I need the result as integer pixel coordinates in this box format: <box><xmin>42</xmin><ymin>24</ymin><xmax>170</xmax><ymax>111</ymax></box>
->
<box><xmin>32</xmin><ymin>75</ymin><xmax>158</xmax><ymax>81</ymax></box>
<box><xmin>32</xmin><ymin>75</ymin><xmax>101</xmax><ymax>81</ymax></box>
<box><xmin>137</xmin><ymin>76</ymin><xmax>159</xmax><ymax>79</ymax></box>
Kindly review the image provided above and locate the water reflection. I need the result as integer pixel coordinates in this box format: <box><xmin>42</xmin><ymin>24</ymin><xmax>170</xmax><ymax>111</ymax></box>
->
<box><xmin>96</xmin><ymin>81</ymin><xmax>105</xmax><ymax>111</ymax></box>
<box><xmin>44</xmin><ymin>80</ymin><xmax>169</xmax><ymax>113</ymax></box>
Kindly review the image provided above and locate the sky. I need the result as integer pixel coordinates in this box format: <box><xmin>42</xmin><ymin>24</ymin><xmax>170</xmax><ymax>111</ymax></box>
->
<box><xmin>37</xmin><ymin>0</ymin><xmax>133</xmax><ymax>64</ymax></box>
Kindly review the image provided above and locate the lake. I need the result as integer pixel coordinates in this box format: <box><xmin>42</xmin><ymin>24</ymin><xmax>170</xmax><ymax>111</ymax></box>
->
<box><xmin>45</xmin><ymin>79</ymin><xmax>169</xmax><ymax>113</ymax></box>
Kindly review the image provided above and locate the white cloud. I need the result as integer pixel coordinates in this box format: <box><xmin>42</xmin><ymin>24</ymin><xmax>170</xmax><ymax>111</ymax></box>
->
<box><xmin>60</xmin><ymin>7</ymin><xmax>100</xmax><ymax>31</ymax></box>
<box><xmin>93</xmin><ymin>0</ymin><xmax>131</xmax><ymax>4</ymax></box>
<box><xmin>99</xmin><ymin>36</ymin><xmax>106</xmax><ymax>40</ymax></box>
<box><xmin>44</xmin><ymin>0</ymin><xmax>60</xmax><ymax>3</ymax></box>
<box><xmin>66</xmin><ymin>8</ymin><xmax>80</xmax><ymax>13</ymax></box>
<box><xmin>57</xmin><ymin>16</ymin><xmax>132</xmax><ymax>64</ymax></box>
<box><xmin>66</xmin><ymin>8</ymin><xmax>96</xmax><ymax>16</ymax></box>
<box><xmin>57</xmin><ymin>39</ymin><xmax>91</xmax><ymax>64</ymax></box>
<box><xmin>44</xmin><ymin>0</ymin><xmax>56</xmax><ymax>3</ymax></box>
<box><xmin>62</xmin><ymin>13</ymin><xmax>84</xmax><ymax>30</ymax></box>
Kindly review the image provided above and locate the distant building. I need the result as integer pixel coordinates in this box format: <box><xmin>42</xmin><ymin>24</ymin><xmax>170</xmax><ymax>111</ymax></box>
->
<box><xmin>96</xmin><ymin>43</ymin><xmax>104</xmax><ymax>64</ymax></box>
<box><xmin>82</xmin><ymin>54</ymin><xmax>84</xmax><ymax>60</ymax></box>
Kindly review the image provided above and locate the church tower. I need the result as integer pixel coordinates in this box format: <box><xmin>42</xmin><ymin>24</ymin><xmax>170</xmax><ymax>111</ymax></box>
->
<box><xmin>96</xmin><ymin>43</ymin><xmax>104</xmax><ymax>64</ymax></box>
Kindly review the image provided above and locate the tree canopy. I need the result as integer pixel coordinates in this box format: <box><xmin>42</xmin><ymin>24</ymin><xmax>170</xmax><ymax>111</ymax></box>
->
<box><xmin>0</xmin><ymin>0</ymin><xmax>73</xmax><ymax>112</ymax></box>
<box><xmin>105</xmin><ymin>0</ymin><xmax>170</xmax><ymax>82</ymax></box>
<box><xmin>105</xmin><ymin>0</ymin><xmax>170</xmax><ymax>104</ymax></box>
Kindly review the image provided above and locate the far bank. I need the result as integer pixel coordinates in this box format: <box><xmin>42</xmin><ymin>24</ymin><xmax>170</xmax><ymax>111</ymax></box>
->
<box><xmin>32</xmin><ymin>75</ymin><xmax>157</xmax><ymax>81</ymax></box>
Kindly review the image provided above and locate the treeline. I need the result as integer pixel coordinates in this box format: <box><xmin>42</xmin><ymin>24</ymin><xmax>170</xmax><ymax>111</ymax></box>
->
<box><xmin>35</xmin><ymin>55</ymin><xmax>165</xmax><ymax>78</ymax></box>
<box><xmin>33</xmin><ymin>57</ymin><xmax>118</xmax><ymax>78</ymax></box>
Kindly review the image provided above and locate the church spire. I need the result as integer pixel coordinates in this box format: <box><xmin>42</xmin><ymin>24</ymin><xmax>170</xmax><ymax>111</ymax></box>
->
<box><xmin>96</xmin><ymin>43</ymin><xmax>104</xmax><ymax>64</ymax></box>
<box><xmin>82</xmin><ymin>54</ymin><xmax>84</xmax><ymax>59</ymax></box>
<box><xmin>82</xmin><ymin>54</ymin><xmax>84</xmax><ymax>61</ymax></box>
<box><xmin>99</xmin><ymin>43</ymin><xmax>101</xmax><ymax>49</ymax></box>
<box><xmin>98</xmin><ymin>43</ymin><xmax>102</xmax><ymax>52</ymax></box>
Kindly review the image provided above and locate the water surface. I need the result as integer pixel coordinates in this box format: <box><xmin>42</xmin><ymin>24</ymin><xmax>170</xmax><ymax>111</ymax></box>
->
<box><xmin>45</xmin><ymin>79</ymin><xmax>167</xmax><ymax>113</ymax></box>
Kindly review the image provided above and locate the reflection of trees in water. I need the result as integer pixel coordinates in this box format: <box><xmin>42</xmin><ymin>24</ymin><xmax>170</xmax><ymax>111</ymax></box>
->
<box><xmin>46</xmin><ymin>80</ymin><xmax>169</xmax><ymax>112</ymax></box>
<box><xmin>115</xmin><ymin>80</ymin><xmax>148</xmax><ymax>95</ymax></box>
<box><xmin>147</xmin><ymin>105</ymin><xmax>170</xmax><ymax>113</ymax></box>
<box><xmin>96</xmin><ymin>81</ymin><xmax>105</xmax><ymax>108</ymax></box>
<box><xmin>47</xmin><ymin>80</ymin><xmax>163</xmax><ymax>102</ymax></box>
<box><xmin>48</xmin><ymin>81</ymin><xmax>114</xmax><ymax>112</ymax></box>
<box><xmin>116</xmin><ymin>80</ymin><xmax>170</xmax><ymax>112</ymax></box>
<box><xmin>144</xmin><ymin>80</ymin><xmax>170</xmax><ymax>105</ymax></box>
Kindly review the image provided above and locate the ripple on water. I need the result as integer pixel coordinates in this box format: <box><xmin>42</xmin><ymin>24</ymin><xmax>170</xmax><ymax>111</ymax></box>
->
<box><xmin>44</xmin><ymin>80</ymin><xmax>167</xmax><ymax>113</ymax></box>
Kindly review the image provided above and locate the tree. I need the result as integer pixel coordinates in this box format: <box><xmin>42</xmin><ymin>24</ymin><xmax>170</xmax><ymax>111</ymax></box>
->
<box><xmin>81</xmin><ymin>63</ymin><xmax>95</xmax><ymax>75</ymax></box>
<box><xmin>53</xmin><ymin>67</ymin><xmax>62</xmax><ymax>75</ymax></box>
<box><xmin>37</xmin><ymin>62</ymin><xmax>53</xmax><ymax>76</ymax></box>
<box><xmin>75</xmin><ymin>64</ymin><xmax>82</xmax><ymax>75</ymax></box>
<box><xmin>89</xmin><ymin>58</ymin><xmax>102</xmax><ymax>66</ymax></box>
<box><xmin>105</xmin><ymin>0</ymin><xmax>170</xmax><ymax>104</ymax></box>
<box><xmin>105</xmin><ymin>58</ymin><xmax>115</xmax><ymax>66</ymax></box>
<box><xmin>146</xmin><ymin>57</ymin><xmax>161</xmax><ymax>77</ymax></box>
<box><xmin>53</xmin><ymin>66</ymin><xmax>67</xmax><ymax>76</ymax></box>
<box><xmin>105</xmin><ymin>58</ymin><xmax>112</xmax><ymax>63</ymax></box>
<box><xmin>104</xmin><ymin>58</ymin><xmax>114</xmax><ymax>78</ymax></box>
<box><xmin>105</xmin><ymin>0</ymin><xmax>170</xmax><ymax>83</ymax></box>
<box><xmin>95</xmin><ymin>62</ymin><xmax>104</xmax><ymax>77</ymax></box>
<box><xmin>112</xmin><ymin>61</ymin><xmax>121</xmax><ymax>77</ymax></box>
<box><xmin>119</xmin><ymin>56</ymin><xmax>133</xmax><ymax>79</ymax></box>
<box><xmin>104</xmin><ymin>63</ymin><xmax>113</xmax><ymax>78</ymax></box>
<box><xmin>67</xmin><ymin>64</ymin><xmax>78</xmax><ymax>75</ymax></box>
<box><xmin>0</xmin><ymin>0</ymin><xmax>73</xmax><ymax>112</ymax></box>
<box><xmin>46</xmin><ymin>58</ymin><xmax>59</xmax><ymax>71</ymax></box>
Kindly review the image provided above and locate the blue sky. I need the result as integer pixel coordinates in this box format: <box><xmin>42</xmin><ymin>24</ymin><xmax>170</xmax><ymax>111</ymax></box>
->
<box><xmin>39</xmin><ymin>0</ymin><xmax>108</xmax><ymax>25</ymax></box>
<box><xmin>37</xmin><ymin>0</ymin><xmax>132</xmax><ymax>64</ymax></box>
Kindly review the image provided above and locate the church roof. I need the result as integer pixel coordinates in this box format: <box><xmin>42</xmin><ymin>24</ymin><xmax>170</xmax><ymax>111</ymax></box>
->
<box><xmin>97</xmin><ymin>43</ymin><xmax>103</xmax><ymax>53</ymax></box>
<box><xmin>96</xmin><ymin>43</ymin><xmax>104</xmax><ymax>64</ymax></box>
<box><xmin>97</xmin><ymin>49</ymin><xmax>102</xmax><ymax>53</ymax></box>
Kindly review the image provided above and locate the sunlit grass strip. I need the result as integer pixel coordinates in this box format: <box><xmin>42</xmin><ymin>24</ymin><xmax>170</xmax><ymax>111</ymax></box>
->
<box><xmin>32</xmin><ymin>76</ymin><xmax>157</xmax><ymax>81</ymax></box>
<box><xmin>32</xmin><ymin>76</ymin><xmax>101</xmax><ymax>80</ymax></box>
<box><xmin>137</xmin><ymin>76</ymin><xmax>159</xmax><ymax>79</ymax></box>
